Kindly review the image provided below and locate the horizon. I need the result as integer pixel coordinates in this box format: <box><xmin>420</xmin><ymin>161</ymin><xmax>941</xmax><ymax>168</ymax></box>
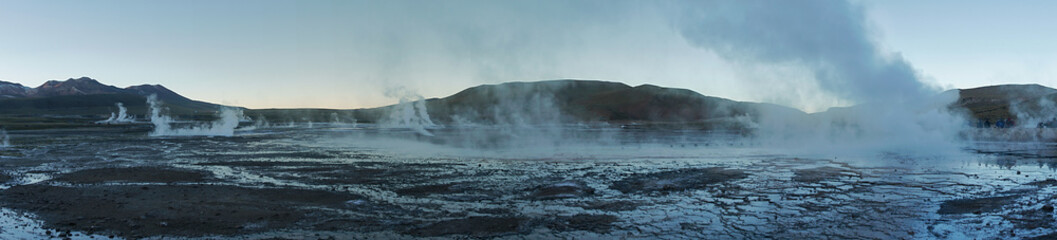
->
<box><xmin>5</xmin><ymin>2</ymin><xmax>1057</xmax><ymax>238</ymax></box>
<box><xmin>2</xmin><ymin>0</ymin><xmax>1056</xmax><ymax>111</ymax></box>
<box><xmin>4</xmin><ymin>75</ymin><xmax>1052</xmax><ymax>112</ymax></box>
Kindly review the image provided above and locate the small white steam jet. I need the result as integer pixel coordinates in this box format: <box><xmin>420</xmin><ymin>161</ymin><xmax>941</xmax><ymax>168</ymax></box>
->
<box><xmin>96</xmin><ymin>102</ymin><xmax>136</xmax><ymax>124</ymax></box>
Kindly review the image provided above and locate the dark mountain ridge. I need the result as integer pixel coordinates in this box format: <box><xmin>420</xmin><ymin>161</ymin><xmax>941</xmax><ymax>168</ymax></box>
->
<box><xmin>3</xmin><ymin>76</ymin><xmax>1057</xmax><ymax>131</ymax></box>
<box><xmin>33</xmin><ymin>77</ymin><xmax>127</xmax><ymax>97</ymax></box>
<box><xmin>0</xmin><ymin>77</ymin><xmax>221</xmax><ymax>117</ymax></box>
<box><xmin>0</xmin><ymin>80</ymin><xmax>32</xmax><ymax>98</ymax></box>
<box><xmin>950</xmin><ymin>84</ymin><xmax>1057</xmax><ymax>121</ymax></box>
<box><xmin>327</xmin><ymin>79</ymin><xmax>805</xmax><ymax>131</ymax></box>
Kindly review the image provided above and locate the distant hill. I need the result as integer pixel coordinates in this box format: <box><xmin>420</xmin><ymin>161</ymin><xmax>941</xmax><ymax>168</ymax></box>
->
<box><xmin>32</xmin><ymin>77</ymin><xmax>127</xmax><ymax>97</ymax></box>
<box><xmin>421</xmin><ymin>80</ymin><xmax>803</xmax><ymax>126</ymax></box>
<box><xmin>249</xmin><ymin>80</ymin><xmax>807</xmax><ymax>131</ymax></box>
<box><xmin>5</xmin><ymin>76</ymin><xmax>1057</xmax><ymax>131</ymax></box>
<box><xmin>951</xmin><ymin>84</ymin><xmax>1057</xmax><ymax>121</ymax></box>
<box><xmin>423</xmin><ymin>80</ymin><xmax>633</xmax><ymax>123</ymax></box>
<box><xmin>343</xmin><ymin>80</ymin><xmax>1057</xmax><ymax>128</ymax></box>
<box><xmin>126</xmin><ymin>84</ymin><xmax>220</xmax><ymax>111</ymax></box>
<box><xmin>0</xmin><ymin>77</ymin><xmax>222</xmax><ymax>117</ymax></box>
<box><xmin>0</xmin><ymin>80</ymin><xmax>32</xmax><ymax>98</ymax></box>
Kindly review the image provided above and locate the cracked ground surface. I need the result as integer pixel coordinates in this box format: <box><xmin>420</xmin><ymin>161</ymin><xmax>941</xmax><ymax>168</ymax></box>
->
<box><xmin>0</xmin><ymin>127</ymin><xmax>1056</xmax><ymax>239</ymax></box>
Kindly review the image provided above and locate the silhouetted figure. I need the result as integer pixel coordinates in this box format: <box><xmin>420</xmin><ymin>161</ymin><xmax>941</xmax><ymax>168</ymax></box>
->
<box><xmin>997</xmin><ymin>119</ymin><xmax>1005</xmax><ymax>128</ymax></box>
<box><xmin>1008</xmin><ymin>118</ymin><xmax>1015</xmax><ymax>128</ymax></box>
<box><xmin>985</xmin><ymin>119</ymin><xmax>991</xmax><ymax>128</ymax></box>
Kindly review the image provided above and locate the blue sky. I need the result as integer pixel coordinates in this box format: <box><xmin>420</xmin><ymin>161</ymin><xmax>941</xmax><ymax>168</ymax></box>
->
<box><xmin>1</xmin><ymin>0</ymin><xmax>1055</xmax><ymax>111</ymax></box>
<box><xmin>868</xmin><ymin>0</ymin><xmax>1057</xmax><ymax>91</ymax></box>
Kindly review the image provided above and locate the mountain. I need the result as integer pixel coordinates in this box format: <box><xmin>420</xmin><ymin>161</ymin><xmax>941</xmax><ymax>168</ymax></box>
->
<box><xmin>250</xmin><ymin>80</ymin><xmax>636</xmax><ymax>124</ymax></box>
<box><xmin>951</xmin><ymin>84</ymin><xmax>1057</xmax><ymax>121</ymax></box>
<box><xmin>349</xmin><ymin>80</ymin><xmax>1057</xmax><ymax>128</ymax></box>
<box><xmin>126</xmin><ymin>84</ymin><xmax>220</xmax><ymax>111</ymax></box>
<box><xmin>32</xmin><ymin>77</ymin><xmax>126</xmax><ymax>97</ymax></box>
<box><xmin>0</xmin><ymin>77</ymin><xmax>222</xmax><ymax>117</ymax></box>
<box><xmin>423</xmin><ymin>80</ymin><xmax>634</xmax><ymax>123</ymax></box>
<box><xmin>259</xmin><ymin>80</ymin><xmax>806</xmax><ymax>130</ymax></box>
<box><xmin>6</xmin><ymin>76</ymin><xmax>1057</xmax><ymax>131</ymax></box>
<box><xmin>420</xmin><ymin>80</ymin><xmax>803</xmax><ymax>126</ymax></box>
<box><xmin>0</xmin><ymin>80</ymin><xmax>31</xmax><ymax>98</ymax></box>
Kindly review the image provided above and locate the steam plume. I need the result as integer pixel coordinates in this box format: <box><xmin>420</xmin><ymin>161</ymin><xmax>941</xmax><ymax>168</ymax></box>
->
<box><xmin>382</xmin><ymin>87</ymin><xmax>436</xmax><ymax>136</ymax></box>
<box><xmin>96</xmin><ymin>102</ymin><xmax>135</xmax><ymax>124</ymax></box>
<box><xmin>673</xmin><ymin>0</ymin><xmax>965</xmax><ymax>153</ymax></box>
<box><xmin>675</xmin><ymin>0</ymin><xmax>937</xmax><ymax>106</ymax></box>
<box><xmin>0</xmin><ymin>129</ymin><xmax>9</xmax><ymax>148</ymax></box>
<box><xmin>147</xmin><ymin>94</ymin><xmax>243</xmax><ymax>137</ymax></box>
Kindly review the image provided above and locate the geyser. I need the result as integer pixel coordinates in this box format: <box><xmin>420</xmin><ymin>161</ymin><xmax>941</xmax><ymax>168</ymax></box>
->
<box><xmin>382</xmin><ymin>88</ymin><xmax>436</xmax><ymax>136</ymax></box>
<box><xmin>675</xmin><ymin>0</ymin><xmax>966</xmax><ymax>153</ymax></box>
<box><xmin>147</xmin><ymin>95</ymin><xmax>243</xmax><ymax>137</ymax></box>
<box><xmin>676</xmin><ymin>0</ymin><xmax>937</xmax><ymax>105</ymax></box>
<box><xmin>0</xmin><ymin>129</ymin><xmax>9</xmax><ymax>148</ymax></box>
<box><xmin>96</xmin><ymin>102</ymin><xmax>136</xmax><ymax>124</ymax></box>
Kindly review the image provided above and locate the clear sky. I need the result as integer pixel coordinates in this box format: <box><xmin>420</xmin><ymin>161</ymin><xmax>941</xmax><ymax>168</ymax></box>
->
<box><xmin>1</xmin><ymin>0</ymin><xmax>1055</xmax><ymax>111</ymax></box>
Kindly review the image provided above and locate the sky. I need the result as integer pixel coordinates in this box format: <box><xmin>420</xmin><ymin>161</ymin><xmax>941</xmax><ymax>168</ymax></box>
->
<box><xmin>1</xmin><ymin>0</ymin><xmax>1055</xmax><ymax>112</ymax></box>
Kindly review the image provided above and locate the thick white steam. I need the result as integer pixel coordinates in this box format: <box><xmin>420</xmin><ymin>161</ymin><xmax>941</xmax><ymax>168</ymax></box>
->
<box><xmin>674</xmin><ymin>0</ymin><xmax>968</xmax><ymax>154</ymax></box>
<box><xmin>975</xmin><ymin>92</ymin><xmax>1057</xmax><ymax>142</ymax></box>
<box><xmin>381</xmin><ymin>88</ymin><xmax>436</xmax><ymax>136</ymax></box>
<box><xmin>0</xmin><ymin>129</ymin><xmax>9</xmax><ymax>148</ymax></box>
<box><xmin>147</xmin><ymin>94</ymin><xmax>243</xmax><ymax>137</ymax></box>
<box><xmin>757</xmin><ymin>91</ymin><xmax>967</xmax><ymax>154</ymax></box>
<box><xmin>96</xmin><ymin>102</ymin><xmax>136</xmax><ymax>124</ymax></box>
<box><xmin>445</xmin><ymin>86</ymin><xmax>584</xmax><ymax>149</ymax></box>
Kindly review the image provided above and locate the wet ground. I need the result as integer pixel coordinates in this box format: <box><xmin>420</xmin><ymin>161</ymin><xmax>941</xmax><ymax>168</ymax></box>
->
<box><xmin>0</xmin><ymin>126</ymin><xmax>1056</xmax><ymax>239</ymax></box>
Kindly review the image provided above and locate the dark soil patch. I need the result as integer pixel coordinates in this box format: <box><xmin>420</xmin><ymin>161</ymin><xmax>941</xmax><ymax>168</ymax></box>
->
<box><xmin>290</xmin><ymin>166</ymin><xmax>384</xmax><ymax>174</ymax></box>
<box><xmin>0</xmin><ymin>183</ymin><xmax>363</xmax><ymax>238</ymax></box>
<box><xmin>196</xmin><ymin>161</ymin><xmax>321</xmax><ymax>167</ymax></box>
<box><xmin>611</xmin><ymin>167</ymin><xmax>748</xmax><ymax>194</ymax></box>
<box><xmin>52</xmin><ymin>167</ymin><xmax>210</xmax><ymax>183</ymax></box>
<box><xmin>937</xmin><ymin>195</ymin><xmax>1018</xmax><ymax>215</ymax></box>
<box><xmin>792</xmin><ymin>166</ymin><xmax>858</xmax><ymax>183</ymax></box>
<box><xmin>262</xmin><ymin>165</ymin><xmax>390</xmax><ymax>185</ymax></box>
<box><xmin>549</xmin><ymin>214</ymin><xmax>620</xmax><ymax>233</ymax></box>
<box><xmin>393</xmin><ymin>182</ymin><xmax>501</xmax><ymax>202</ymax></box>
<box><xmin>26</xmin><ymin>170</ymin><xmax>56</xmax><ymax>174</ymax></box>
<box><xmin>1026</xmin><ymin>178</ymin><xmax>1057</xmax><ymax>187</ymax></box>
<box><xmin>311</xmin><ymin>218</ymin><xmax>391</xmax><ymax>232</ymax></box>
<box><xmin>196</xmin><ymin>151</ymin><xmax>338</xmax><ymax>160</ymax></box>
<box><xmin>580</xmin><ymin>200</ymin><xmax>641</xmax><ymax>212</ymax></box>
<box><xmin>528</xmin><ymin>181</ymin><xmax>594</xmax><ymax>200</ymax></box>
<box><xmin>405</xmin><ymin>216</ymin><xmax>527</xmax><ymax>237</ymax></box>
<box><xmin>1028</xmin><ymin>232</ymin><xmax>1057</xmax><ymax>240</ymax></box>
<box><xmin>313</xmin><ymin>168</ymin><xmax>449</xmax><ymax>186</ymax></box>
<box><xmin>1007</xmin><ymin>206</ymin><xmax>1057</xmax><ymax>230</ymax></box>
<box><xmin>0</xmin><ymin>173</ymin><xmax>11</xmax><ymax>183</ymax></box>
<box><xmin>310</xmin><ymin>168</ymin><xmax>390</xmax><ymax>185</ymax></box>
<box><xmin>395</xmin><ymin>183</ymin><xmax>459</xmax><ymax>196</ymax></box>
<box><xmin>474</xmin><ymin>208</ymin><xmax>514</xmax><ymax>215</ymax></box>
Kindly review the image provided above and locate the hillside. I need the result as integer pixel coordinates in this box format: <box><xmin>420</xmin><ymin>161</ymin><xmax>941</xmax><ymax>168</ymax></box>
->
<box><xmin>243</xmin><ymin>80</ymin><xmax>808</xmax><ymax>129</ymax></box>
<box><xmin>950</xmin><ymin>84</ymin><xmax>1057</xmax><ymax>121</ymax></box>
<box><xmin>0</xmin><ymin>77</ymin><xmax>226</xmax><ymax>130</ymax></box>
<box><xmin>253</xmin><ymin>80</ymin><xmax>1057</xmax><ymax>129</ymax></box>
<box><xmin>420</xmin><ymin>80</ymin><xmax>803</xmax><ymax>126</ymax></box>
<box><xmin>0</xmin><ymin>77</ymin><xmax>221</xmax><ymax>116</ymax></box>
<box><xmin>265</xmin><ymin>80</ymin><xmax>806</xmax><ymax>131</ymax></box>
<box><xmin>6</xmin><ymin>77</ymin><xmax>1057</xmax><ymax>131</ymax></box>
<box><xmin>424</xmin><ymin>80</ymin><xmax>633</xmax><ymax>123</ymax></box>
<box><xmin>0</xmin><ymin>80</ymin><xmax>32</xmax><ymax>98</ymax></box>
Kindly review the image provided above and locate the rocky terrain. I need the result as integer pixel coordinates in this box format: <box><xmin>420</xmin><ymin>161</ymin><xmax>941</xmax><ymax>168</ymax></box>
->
<box><xmin>0</xmin><ymin>128</ymin><xmax>1054</xmax><ymax>239</ymax></box>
